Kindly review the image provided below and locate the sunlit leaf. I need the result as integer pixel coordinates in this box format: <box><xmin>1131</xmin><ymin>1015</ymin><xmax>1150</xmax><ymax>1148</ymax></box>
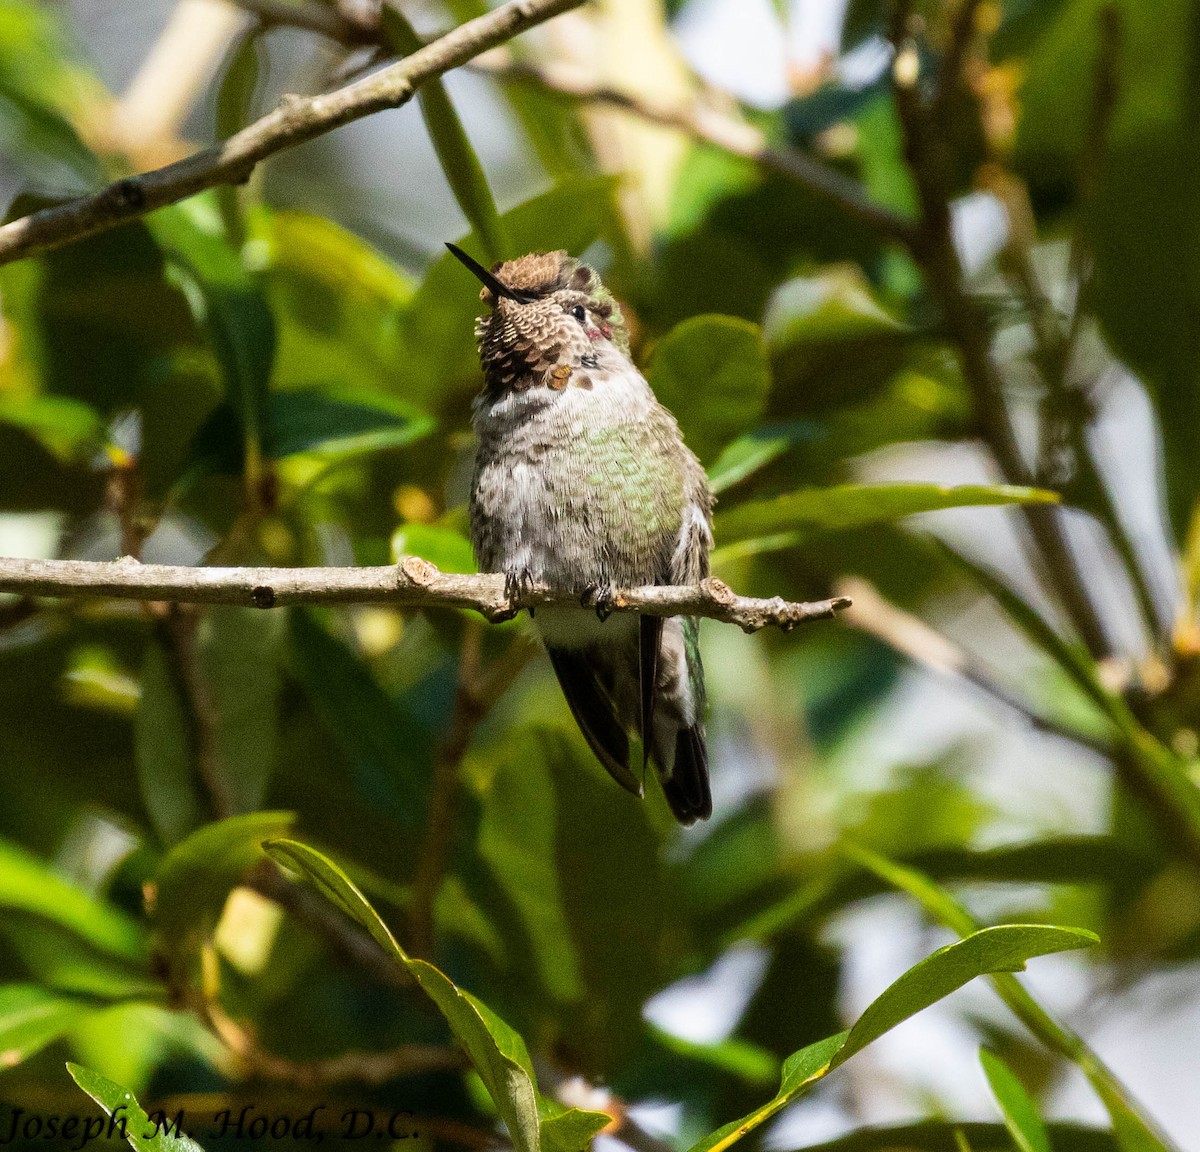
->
<box><xmin>68</xmin><ymin>1063</ymin><xmax>205</xmax><ymax>1152</ymax></box>
<box><xmin>714</xmin><ymin>483</ymin><xmax>1059</xmax><ymax>562</ymax></box>
<box><xmin>0</xmin><ymin>836</ymin><xmax>145</xmax><ymax>962</ymax></box>
<box><xmin>391</xmin><ymin>523</ymin><xmax>477</xmax><ymax>574</ymax></box>
<box><xmin>707</xmin><ymin>420</ymin><xmax>822</xmax><ymax>494</ymax></box>
<box><xmin>980</xmin><ymin>1048</ymin><xmax>1050</xmax><ymax>1152</ymax></box>
<box><xmin>0</xmin><ymin>984</ymin><xmax>97</xmax><ymax>1067</ymax></box>
<box><xmin>687</xmin><ymin>925</ymin><xmax>1096</xmax><ymax>1152</ymax></box>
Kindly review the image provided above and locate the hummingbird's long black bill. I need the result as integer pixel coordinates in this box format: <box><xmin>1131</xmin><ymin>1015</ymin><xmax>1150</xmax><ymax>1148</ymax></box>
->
<box><xmin>445</xmin><ymin>242</ymin><xmax>535</xmax><ymax>303</ymax></box>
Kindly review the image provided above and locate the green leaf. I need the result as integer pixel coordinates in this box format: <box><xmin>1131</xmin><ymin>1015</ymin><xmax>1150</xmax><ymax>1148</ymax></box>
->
<box><xmin>267</xmin><ymin>387</ymin><xmax>434</xmax><ymax>461</ymax></box>
<box><xmin>714</xmin><ymin>483</ymin><xmax>1060</xmax><ymax>561</ymax></box>
<box><xmin>0</xmin><ymin>394</ymin><xmax>102</xmax><ymax>460</ymax></box>
<box><xmin>391</xmin><ymin>523</ymin><xmax>478</xmax><ymax>574</ymax></box>
<box><xmin>134</xmin><ymin>639</ymin><xmax>199</xmax><ymax>846</ymax></box>
<box><xmin>287</xmin><ymin>609</ymin><xmax>434</xmax><ymax>828</ymax></box>
<box><xmin>538</xmin><ymin>1098</ymin><xmax>613</xmax><ymax>1152</ymax></box>
<box><xmin>0</xmin><ymin>1</ymin><xmax>103</xmax><ymax>197</ymax></box>
<box><xmin>380</xmin><ymin>6</ymin><xmax>506</xmax><ymax>264</ymax></box>
<box><xmin>0</xmin><ymin>836</ymin><xmax>145</xmax><ymax>962</ymax></box>
<box><xmin>68</xmin><ymin>1063</ymin><xmax>205</xmax><ymax>1152</ymax></box>
<box><xmin>147</xmin><ymin>199</ymin><xmax>276</xmax><ymax>481</ymax></box>
<box><xmin>0</xmin><ymin>984</ymin><xmax>97</xmax><ymax>1066</ymax></box>
<box><xmin>845</xmin><ymin>845</ymin><xmax>1173</xmax><ymax>1152</ymax></box>
<box><xmin>687</xmin><ymin>925</ymin><xmax>1096</xmax><ymax>1152</ymax></box>
<box><xmin>688</xmin><ymin>1032</ymin><xmax>848</xmax><ymax>1152</ymax></box>
<box><xmin>782</xmin><ymin>1120</ymin><xmax>1120</xmax><ymax>1152</ymax></box>
<box><xmin>834</xmin><ymin>924</ymin><xmax>1097</xmax><ymax>1068</ymax></box>
<box><xmin>1016</xmin><ymin>0</ymin><xmax>1200</xmax><ymax>539</ymax></box>
<box><xmin>648</xmin><ymin>1024</ymin><xmax>780</xmax><ymax>1086</ymax></box>
<box><xmin>199</xmin><ymin>607</ymin><xmax>284</xmax><ymax>814</ymax></box>
<box><xmin>263</xmin><ymin>839</ymin><xmax>604</xmax><ymax>1152</ymax></box>
<box><xmin>980</xmin><ymin>1048</ymin><xmax>1050</xmax><ymax>1152</ymax></box>
<box><xmin>647</xmin><ymin>315</ymin><xmax>772</xmax><ymax>465</ymax></box>
<box><xmin>152</xmin><ymin>812</ymin><xmax>294</xmax><ymax>984</ymax></box>
<box><xmin>707</xmin><ymin>420</ymin><xmax>822</xmax><ymax>495</ymax></box>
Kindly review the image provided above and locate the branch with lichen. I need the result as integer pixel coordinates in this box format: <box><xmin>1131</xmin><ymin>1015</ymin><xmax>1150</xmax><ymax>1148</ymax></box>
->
<box><xmin>0</xmin><ymin>556</ymin><xmax>850</xmax><ymax>634</ymax></box>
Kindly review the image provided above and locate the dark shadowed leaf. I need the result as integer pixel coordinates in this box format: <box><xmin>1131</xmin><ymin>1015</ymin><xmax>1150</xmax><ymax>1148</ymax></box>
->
<box><xmin>265</xmin><ymin>387</ymin><xmax>433</xmax><ymax>460</ymax></box>
<box><xmin>134</xmin><ymin>638</ymin><xmax>199</xmax><ymax>846</ymax></box>
<box><xmin>287</xmin><ymin>609</ymin><xmax>434</xmax><ymax>826</ymax></box>
<box><xmin>152</xmin><ymin>811</ymin><xmax>294</xmax><ymax>983</ymax></box>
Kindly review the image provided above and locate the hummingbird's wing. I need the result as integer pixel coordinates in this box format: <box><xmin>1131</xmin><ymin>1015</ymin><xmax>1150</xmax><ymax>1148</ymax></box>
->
<box><xmin>655</xmin><ymin>617</ymin><xmax>712</xmax><ymax>825</ymax></box>
<box><xmin>545</xmin><ymin>646</ymin><xmax>643</xmax><ymax>797</ymax></box>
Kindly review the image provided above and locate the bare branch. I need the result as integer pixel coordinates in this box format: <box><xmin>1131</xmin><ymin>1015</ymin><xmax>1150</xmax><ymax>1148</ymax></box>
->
<box><xmin>230</xmin><ymin>0</ymin><xmax>378</xmax><ymax>43</ymax></box>
<box><xmin>836</xmin><ymin>576</ymin><xmax>1111</xmax><ymax>756</ymax></box>
<box><xmin>476</xmin><ymin>59</ymin><xmax>920</xmax><ymax>247</ymax></box>
<box><xmin>195</xmin><ymin>0</ymin><xmax>920</xmax><ymax>247</ymax></box>
<box><xmin>0</xmin><ymin>0</ymin><xmax>587</xmax><ymax>267</ymax></box>
<box><xmin>0</xmin><ymin>556</ymin><xmax>851</xmax><ymax>633</ymax></box>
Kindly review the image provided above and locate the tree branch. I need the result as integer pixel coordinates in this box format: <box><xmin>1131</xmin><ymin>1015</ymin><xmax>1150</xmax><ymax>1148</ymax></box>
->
<box><xmin>0</xmin><ymin>0</ymin><xmax>587</xmax><ymax>267</ymax></box>
<box><xmin>476</xmin><ymin>59</ymin><xmax>920</xmax><ymax>247</ymax></box>
<box><xmin>215</xmin><ymin>0</ymin><xmax>921</xmax><ymax>247</ymax></box>
<box><xmin>0</xmin><ymin>556</ymin><xmax>850</xmax><ymax>632</ymax></box>
<box><xmin>887</xmin><ymin>2</ymin><xmax>1113</xmax><ymax>661</ymax></box>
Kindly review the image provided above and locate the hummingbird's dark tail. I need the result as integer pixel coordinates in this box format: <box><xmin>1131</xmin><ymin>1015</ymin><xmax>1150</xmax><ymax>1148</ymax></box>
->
<box><xmin>661</xmin><ymin>724</ymin><xmax>711</xmax><ymax>826</ymax></box>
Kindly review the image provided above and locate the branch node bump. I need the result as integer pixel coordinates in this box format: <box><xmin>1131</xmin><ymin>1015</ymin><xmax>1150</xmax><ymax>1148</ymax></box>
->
<box><xmin>251</xmin><ymin>585</ymin><xmax>276</xmax><ymax>609</ymax></box>
<box><xmin>109</xmin><ymin>179</ymin><xmax>146</xmax><ymax>210</ymax></box>
<box><xmin>400</xmin><ymin>556</ymin><xmax>439</xmax><ymax>586</ymax></box>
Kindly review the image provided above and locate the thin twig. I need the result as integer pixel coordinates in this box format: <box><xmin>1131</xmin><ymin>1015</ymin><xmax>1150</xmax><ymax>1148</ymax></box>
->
<box><xmin>230</xmin><ymin>0</ymin><xmax>378</xmax><ymax>42</ymax></box>
<box><xmin>173</xmin><ymin>0</ymin><xmax>921</xmax><ymax>248</ymax></box>
<box><xmin>409</xmin><ymin>620</ymin><xmax>487</xmax><ymax>958</ymax></box>
<box><xmin>0</xmin><ymin>556</ymin><xmax>852</xmax><ymax>633</ymax></box>
<box><xmin>887</xmin><ymin>2</ymin><xmax>1113</xmax><ymax>661</ymax></box>
<box><xmin>478</xmin><ymin>60</ymin><xmax>920</xmax><ymax>247</ymax></box>
<box><xmin>158</xmin><ymin>608</ymin><xmax>236</xmax><ymax>820</ymax></box>
<box><xmin>0</xmin><ymin>0</ymin><xmax>589</xmax><ymax>267</ymax></box>
<box><xmin>836</xmin><ymin>577</ymin><xmax>1112</xmax><ymax>757</ymax></box>
<box><xmin>249</xmin><ymin>863</ymin><xmax>410</xmax><ymax>989</ymax></box>
<box><xmin>930</xmin><ymin>0</ymin><xmax>985</xmax><ymax>128</ymax></box>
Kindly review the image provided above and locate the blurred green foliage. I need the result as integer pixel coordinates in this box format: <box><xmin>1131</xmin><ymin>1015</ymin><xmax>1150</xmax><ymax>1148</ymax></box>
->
<box><xmin>1</xmin><ymin>2</ymin><xmax>1199</xmax><ymax>1152</ymax></box>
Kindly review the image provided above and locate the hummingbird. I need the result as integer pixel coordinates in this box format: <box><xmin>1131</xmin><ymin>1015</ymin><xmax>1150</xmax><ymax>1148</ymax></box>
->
<box><xmin>447</xmin><ymin>243</ymin><xmax>714</xmax><ymax>825</ymax></box>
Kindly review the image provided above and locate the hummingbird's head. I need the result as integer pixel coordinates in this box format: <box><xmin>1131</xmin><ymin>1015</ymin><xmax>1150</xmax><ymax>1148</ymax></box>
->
<box><xmin>446</xmin><ymin>244</ymin><xmax>629</xmax><ymax>394</ymax></box>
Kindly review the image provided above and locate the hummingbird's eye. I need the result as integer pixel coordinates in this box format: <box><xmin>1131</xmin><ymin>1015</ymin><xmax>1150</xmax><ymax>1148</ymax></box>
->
<box><xmin>570</xmin><ymin>305</ymin><xmax>587</xmax><ymax>324</ymax></box>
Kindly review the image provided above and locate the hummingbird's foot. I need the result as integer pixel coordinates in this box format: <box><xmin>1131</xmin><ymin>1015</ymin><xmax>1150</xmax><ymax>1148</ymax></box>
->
<box><xmin>503</xmin><ymin>567</ymin><xmax>536</xmax><ymax>614</ymax></box>
<box><xmin>580</xmin><ymin>582</ymin><xmax>616</xmax><ymax>623</ymax></box>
